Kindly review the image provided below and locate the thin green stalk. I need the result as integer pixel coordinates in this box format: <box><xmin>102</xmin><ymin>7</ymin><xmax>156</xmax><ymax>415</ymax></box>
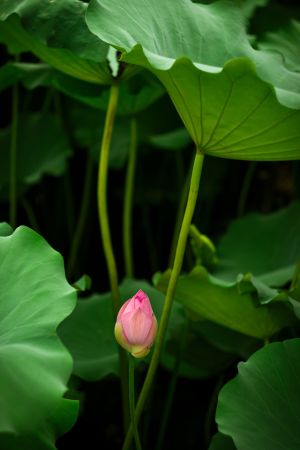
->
<box><xmin>9</xmin><ymin>78</ymin><xmax>19</xmax><ymax>228</ymax></box>
<box><xmin>97</xmin><ymin>83</ymin><xmax>129</xmax><ymax>431</ymax></box>
<box><xmin>67</xmin><ymin>154</ymin><xmax>94</xmax><ymax>278</ymax></box>
<box><xmin>168</xmin><ymin>158</ymin><xmax>192</xmax><ymax>267</ymax></box>
<box><xmin>237</xmin><ymin>161</ymin><xmax>256</xmax><ymax>217</ymax></box>
<box><xmin>122</xmin><ymin>150</ymin><xmax>205</xmax><ymax>450</ymax></box>
<box><xmin>155</xmin><ymin>318</ymin><xmax>189</xmax><ymax>450</ymax></box>
<box><xmin>129</xmin><ymin>357</ymin><xmax>142</xmax><ymax>450</ymax></box>
<box><xmin>123</xmin><ymin>118</ymin><xmax>138</xmax><ymax>278</ymax></box>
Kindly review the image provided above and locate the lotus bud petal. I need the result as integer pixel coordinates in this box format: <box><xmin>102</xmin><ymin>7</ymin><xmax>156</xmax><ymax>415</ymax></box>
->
<box><xmin>114</xmin><ymin>290</ymin><xmax>157</xmax><ymax>358</ymax></box>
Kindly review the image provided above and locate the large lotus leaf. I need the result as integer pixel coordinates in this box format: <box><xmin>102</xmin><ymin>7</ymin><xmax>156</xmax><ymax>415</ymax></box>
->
<box><xmin>86</xmin><ymin>0</ymin><xmax>300</xmax><ymax>160</ymax></box>
<box><xmin>258</xmin><ymin>20</ymin><xmax>300</xmax><ymax>72</ymax></box>
<box><xmin>0</xmin><ymin>113</ymin><xmax>72</xmax><ymax>198</ymax></box>
<box><xmin>156</xmin><ymin>266</ymin><xmax>295</xmax><ymax>339</ymax></box>
<box><xmin>0</xmin><ymin>226</ymin><xmax>78</xmax><ymax>446</ymax></box>
<box><xmin>216</xmin><ymin>339</ymin><xmax>300</xmax><ymax>450</ymax></box>
<box><xmin>0</xmin><ymin>9</ymin><xmax>111</xmax><ymax>84</ymax></box>
<box><xmin>216</xmin><ymin>202</ymin><xmax>300</xmax><ymax>286</ymax></box>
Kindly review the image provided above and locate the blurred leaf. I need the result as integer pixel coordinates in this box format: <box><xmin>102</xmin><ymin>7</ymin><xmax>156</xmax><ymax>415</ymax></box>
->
<box><xmin>216</xmin><ymin>339</ymin><xmax>300</xmax><ymax>450</ymax></box>
<box><xmin>240</xmin><ymin>0</ymin><xmax>270</xmax><ymax>19</ymax></box>
<box><xmin>189</xmin><ymin>224</ymin><xmax>218</xmax><ymax>270</ymax></box>
<box><xmin>72</xmin><ymin>275</ymin><xmax>92</xmax><ymax>292</ymax></box>
<box><xmin>258</xmin><ymin>20</ymin><xmax>300</xmax><ymax>72</ymax></box>
<box><xmin>209</xmin><ymin>432</ymin><xmax>236</xmax><ymax>450</ymax></box>
<box><xmin>195</xmin><ymin>321</ymin><xmax>261</xmax><ymax>359</ymax></box>
<box><xmin>22</xmin><ymin>65</ymin><xmax>163</xmax><ymax>116</ymax></box>
<box><xmin>86</xmin><ymin>0</ymin><xmax>300</xmax><ymax>160</ymax></box>
<box><xmin>0</xmin><ymin>62</ymin><xmax>44</xmax><ymax>92</ymax></box>
<box><xmin>0</xmin><ymin>113</ymin><xmax>72</xmax><ymax>198</ymax></box>
<box><xmin>216</xmin><ymin>202</ymin><xmax>300</xmax><ymax>285</ymax></box>
<box><xmin>69</xmin><ymin>105</ymin><xmax>130</xmax><ymax>170</ymax></box>
<box><xmin>161</xmin><ymin>318</ymin><xmax>237</xmax><ymax>379</ymax></box>
<box><xmin>237</xmin><ymin>272</ymin><xmax>289</xmax><ymax>304</ymax></box>
<box><xmin>0</xmin><ymin>226</ymin><xmax>78</xmax><ymax>446</ymax></box>
<box><xmin>0</xmin><ymin>223</ymin><xmax>13</xmax><ymax>237</ymax></box>
<box><xmin>156</xmin><ymin>266</ymin><xmax>295</xmax><ymax>339</ymax></box>
<box><xmin>149</xmin><ymin>128</ymin><xmax>191</xmax><ymax>151</ymax></box>
<box><xmin>58</xmin><ymin>293</ymin><xmax>119</xmax><ymax>381</ymax></box>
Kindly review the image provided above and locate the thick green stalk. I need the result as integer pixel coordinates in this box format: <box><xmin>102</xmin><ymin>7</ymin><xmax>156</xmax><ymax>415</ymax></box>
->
<box><xmin>122</xmin><ymin>150</ymin><xmax>205</xmax><ymax>450</ymax></box>
<box><xmin>97</xmin><ymin>83</ymin><xmax>129</xmax><ymax>430</ymax></box>
<box><xmin>67</xmin><ymin>154</ymin><xmax>94</xmax><ymax>278</ymax></box>
<box><xmin>9</xmin><ymin>80</ymin><xmax>19</xmax><ymax>228</ymax></box>
<box><xmin>123</xmin><ymin>118</ymin><xmax>138</xmax><ymax>278</ymax></box>
<box><xmin>97</xmin><ymin>83</ymin><xmax>120</xmax><ymax>314</ymax></box>
<box><xmin>129</xmin><ymin>357</ymin><xmax>142</xmax><ymax>450</ymax></box>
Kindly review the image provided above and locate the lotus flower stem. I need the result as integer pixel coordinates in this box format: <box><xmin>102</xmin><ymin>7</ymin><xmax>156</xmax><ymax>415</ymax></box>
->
<box><xmin>123</xmin><ymin>118</ymin><xmax>138</xmax><ymax>278</ymax></box>
<box><xmin>9</xmin><ymin>61</ymin><xmax>19</xmax><ymax>229</ymax></box>
<box><xmin>97</xmin><ymin>83</ymin><xmax>121</xmax><ymax>314</ymax></box>
<box><xmin>122</xmin><ymin>149</ymin><xmax>205</xmax><ymax>450</ymax></box>
<box><xmin>97</xmin><ymin>82</ymin><xmax>129</xmax><ymax>430</ymax></box>
<box><xmin>129</xmin><ymin>356</ymin><xmax>142</xmax><ymax>450</ymax></box>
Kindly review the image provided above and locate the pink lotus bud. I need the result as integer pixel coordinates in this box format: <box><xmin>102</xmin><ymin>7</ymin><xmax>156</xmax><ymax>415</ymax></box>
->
<box><xmin>114</xmin><ymin>289</ymin><xmax>157</xmax><ymax>358</ymax></box>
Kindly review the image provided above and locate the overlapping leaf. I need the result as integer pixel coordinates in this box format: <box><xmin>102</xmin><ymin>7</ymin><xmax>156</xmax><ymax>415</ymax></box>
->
<box><xmin>216</xmin><ymin>339</ymin><xmax>300</xmax><ymax>450</ymax></box>
<box><xmin>258</xmin><ymin>20</ymin><xmax>300</xmax><ymax>72</ymax></box>
<box><xmin>0</xmin><ymin>113</ymin><xmax>72</xmax><ymax>198</ymax></box>
<box><xmin>0</xmin><ymin>227</ymin><xmax>78</xmax><ymax>448</ymax></box>
<box><xmin>216</xmin><ymin>202</ymin><xmax>300</xmax><ymax>286</ymax></box>
<box><xmin>0</xmin><ymin>1</ymin><xmax>111</xmax><ymax>84</ymax></box>
<box><xmin>86</xmin><ymin>0</ymin><xmax>300</xmax><ymax>160</ymax></box>
<box><xmin>156</xmin><ymin>266</ymin><xmax>295</xmax><ymax>339</ymax></box>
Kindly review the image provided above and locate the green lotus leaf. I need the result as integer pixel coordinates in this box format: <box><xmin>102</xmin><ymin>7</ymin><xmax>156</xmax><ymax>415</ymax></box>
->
<box><xmin>0</xmin><ymin>62</ymin><xmax>43</xmax><ymax>92</ymax></box>
<box><xmin>86</xmin><ymin>0</ymin><xmax>300</xmax><ymax>160</ymax></box>
<box><xmin>48</xmin><ymin>71</ymin><xmax>164</xmax><ymax>116</ymax></box>
<box><xmin>0</xmin><ymin>0</ymin><xmax>111</xmax><ymax>84</ymax></box>
<box><xmin>156</xmin><ymin>266</ymin><xmax>295</xmax><ymax>339</ymax></box>
<box><xmin>0</xmin><ymin>113</ymin><xmax>72</xmax><ymax>198</ymax></box>
<box><xmin>149</xmin><ymin>128</ymin><xmax>191</xmax><ymax>151</ymax></box>
<box><xmin>216</xmin><ymin>202</ymin><xmax>300</xmax><ymax>286</ymax></box>
<box><xmin>216</xmin><ymin>339</ymin><xmax>300</xmax><ymax>450</ymax></box>
<box><xmin>0</xmin><ymin>226</ymin><xmax>78</xmax><ymax>447</ymax></box>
